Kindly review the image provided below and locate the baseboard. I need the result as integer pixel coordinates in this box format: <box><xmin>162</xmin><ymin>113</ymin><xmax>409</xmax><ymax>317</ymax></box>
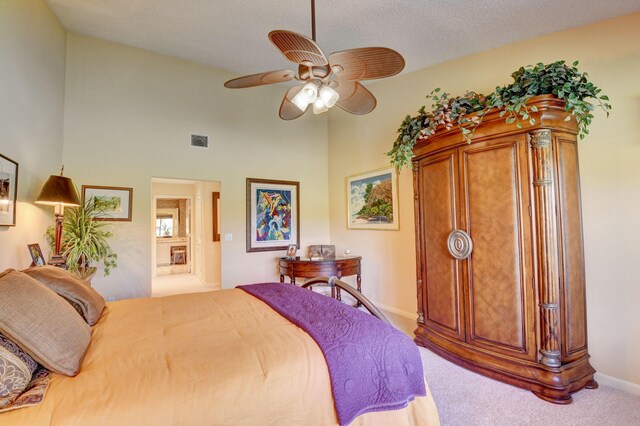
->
<box><xmin>594</xmin><ymin>372</ymin><xmax>640</xmax><ymax>396</ymax></box>
<box><xmin>372</xmin><ymin>301</ymin><xmax>416</xmax><ymax>321</ymax></box>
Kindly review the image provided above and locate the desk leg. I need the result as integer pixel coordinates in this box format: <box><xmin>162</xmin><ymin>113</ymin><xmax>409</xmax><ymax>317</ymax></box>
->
<box><xmin>280</xmin><ymin>275</ymin><xmax>284</xmax><ymax>283</ymax></box>
<box><xmin>356</xmin><ymin>273</ymin><xmax>362</xmax><ymax>307</ymax></box>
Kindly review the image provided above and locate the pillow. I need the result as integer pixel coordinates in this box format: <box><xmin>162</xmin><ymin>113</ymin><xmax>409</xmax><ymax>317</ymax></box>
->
<box><xmin>0</xmin><ymin>270</ymin><xmax>91</xmax><ymax>376</ymax></box>
<box><xmin>23</xmin><ymin>266</ymin><xmax>106</xmax><ymax>326</ymax></box>
<box><xmin>0</xmin><ymin>334</ymin><xmax>38</xmax><ymax>410</ymax></box>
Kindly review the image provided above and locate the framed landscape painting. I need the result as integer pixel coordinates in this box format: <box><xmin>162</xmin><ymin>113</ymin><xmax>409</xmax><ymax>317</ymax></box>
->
<box><xmin>246</xmin><ymin>178</ymin><xmax>299</xmax><ymax>252</ymax></box>
<box><xmin>0</xmin><ymin>153</ymin><xmax>18</xmax><ymax>227</ymax></box>
<box><xmin>347</xmin><ymin>168</ymin><xmax>399</xmax><ymax>230</ymax></box>
<box><xmin>82</xmin><ymin>185</ymin><xmax>133</xmax><ymax>221</ymax></box>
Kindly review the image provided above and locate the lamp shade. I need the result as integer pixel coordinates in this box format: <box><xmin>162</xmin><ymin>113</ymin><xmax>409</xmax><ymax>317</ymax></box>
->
<box><xmin>35</xmin><ymin>175</ymin><xmax>80</xmax><ymax>206</ymax></box>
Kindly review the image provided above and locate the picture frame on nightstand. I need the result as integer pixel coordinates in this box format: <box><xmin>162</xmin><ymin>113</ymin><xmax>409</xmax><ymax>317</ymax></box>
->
<box><xmin>285</xmin><ymin>244</ymin><xmax>297</xmax><ymax>260</ymax></box>
<box><xmin>27</xmin><ymin>244</ymin><xmax>46</xmax><ymax>267</ymax></box>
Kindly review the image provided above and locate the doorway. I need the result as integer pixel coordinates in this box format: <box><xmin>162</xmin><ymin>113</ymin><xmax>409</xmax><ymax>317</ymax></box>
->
<box><xmin>151</xmin><ymin>177</ymin><xmax>221</xmax><ymax>297</ymax></box>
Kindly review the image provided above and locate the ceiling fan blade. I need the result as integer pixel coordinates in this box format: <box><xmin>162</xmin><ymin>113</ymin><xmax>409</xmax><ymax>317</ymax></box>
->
<box><xmin>224</xmin><ymin>70</ymin><xmax>296</xmax><ymax>89</ymax></box>
<box><xmin>269</xmin><ymin>30</ymin><xmax>328</xmax><ymax>66</ymax></box>
<box><xmin>329</xmin><ymin>47</ymin><xmax>405</xmax><ymax>81</ymax></box>
<box><xmin>333</xmin><ymin>79</ymin><xmax>377</xmax><ymax>115</ymax></box>
<box><xmin>279</xmin><ymin>85</ymin><xmax>308</xmax><ymax>120</ymax></box>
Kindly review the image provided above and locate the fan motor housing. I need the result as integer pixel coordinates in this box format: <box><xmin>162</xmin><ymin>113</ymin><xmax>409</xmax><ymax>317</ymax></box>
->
<box><xmin>298</xmin><ymin>64</ymin><xmax>330</xmax><ymax>81</ymax></box>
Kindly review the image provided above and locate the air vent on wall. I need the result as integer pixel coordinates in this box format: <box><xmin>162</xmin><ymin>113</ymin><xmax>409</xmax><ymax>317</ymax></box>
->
<box><xmin>191</xmin><ymin>133</ymin><xmax>209</xmax><ymax>148</ymax></box>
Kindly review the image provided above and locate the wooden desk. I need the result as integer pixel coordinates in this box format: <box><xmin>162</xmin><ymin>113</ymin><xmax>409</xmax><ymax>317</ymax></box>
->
<box><xmin>278</xmin><ymin>256</ymin><xmax>362</xmax><ymax>304</ymax></box>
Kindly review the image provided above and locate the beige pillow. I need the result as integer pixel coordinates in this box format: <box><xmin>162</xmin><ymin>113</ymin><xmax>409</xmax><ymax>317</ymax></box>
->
<box><xmin>0</xmin><ymin>270</ymin><xmax>91</xmax><ymax>376</ymax></box>
<box><xmin>23</xmin><ymin>266</ymin><xmax>106</xmax><ymax>326</ymax></box>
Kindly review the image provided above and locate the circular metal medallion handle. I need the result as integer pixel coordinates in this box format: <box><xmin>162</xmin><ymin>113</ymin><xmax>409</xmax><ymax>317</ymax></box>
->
<box><xmin>447</xmin><ymin>230</ymin><xmax>473</xmax><ymax>260</ymax></box>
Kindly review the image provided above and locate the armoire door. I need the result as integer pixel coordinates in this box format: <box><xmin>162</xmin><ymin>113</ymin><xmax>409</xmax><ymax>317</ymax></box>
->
<box><xmin>416</xmin><ymin>148</ymin><xmax>466</xmax><ymax>341</ymax></box>
<box><xmin>458</xmin><ymin>136</ymin><xmax>536</xmax><ymax>360</ymax></box>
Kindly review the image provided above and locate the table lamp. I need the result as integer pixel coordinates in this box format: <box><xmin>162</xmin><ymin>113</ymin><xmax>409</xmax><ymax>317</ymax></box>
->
<box><xmin>35</xmin><ymin>166</ymin><xmax>80</xmax><ymax>267</ymax></box>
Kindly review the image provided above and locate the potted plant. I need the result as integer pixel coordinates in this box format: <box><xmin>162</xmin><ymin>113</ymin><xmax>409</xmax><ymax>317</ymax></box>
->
<box><xmin>387</xmin><ymin>60</ymin><xmax>611</xmax><ymax>168</ymax></box>
<box><xmin>47</xmin><ymin>197</ymin><xmax>118</xmax><ymax>276</ymax></box>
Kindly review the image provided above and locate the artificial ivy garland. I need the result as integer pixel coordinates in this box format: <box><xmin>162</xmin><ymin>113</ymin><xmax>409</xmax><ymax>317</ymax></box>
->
<box><xmin>388</xmin><ymin>61</ymin><xmax>611</xmax><ymax>168</ymax></box>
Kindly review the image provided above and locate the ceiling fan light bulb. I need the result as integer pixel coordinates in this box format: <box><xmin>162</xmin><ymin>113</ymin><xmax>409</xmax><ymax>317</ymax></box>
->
<box><xmin>313</xmin><ymin>98</ymin><xmax>329</xmax><ymax>114</ymax></box>
<box><xmin>300</xmin><ymin>81</ymin><xmax>318</xmax><ymax>102</ymax></box>
<box><xmin>291</xmin><ymin>90</ymin><xmax>310</xmax><ymax>111</ymax></box>
<box><xmin>319</xmin><ymin>85</ymin><xmax>339</xmax><ymax>108</ymax></box>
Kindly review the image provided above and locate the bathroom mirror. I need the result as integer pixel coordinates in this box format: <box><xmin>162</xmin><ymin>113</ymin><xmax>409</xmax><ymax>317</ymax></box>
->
<box><xmin>156</xmin><ymin>208</ymin><xmax>178</xmax><ymax>238</ymax></box>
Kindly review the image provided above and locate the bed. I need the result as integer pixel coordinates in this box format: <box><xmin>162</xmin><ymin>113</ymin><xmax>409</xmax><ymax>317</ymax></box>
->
<box><xmin>0</xmin><ymin>275</ymin><xmax>439</xmax><ymax>425</ymax></box>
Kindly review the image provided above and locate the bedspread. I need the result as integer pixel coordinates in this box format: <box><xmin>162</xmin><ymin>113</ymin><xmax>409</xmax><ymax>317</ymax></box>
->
<box><xmin>0</xmin><ymin>288</ymin><xmax>439</xmax><ymax>425</ymax></box>
<box><xmin>240</xmin><ymin>282</ymin><xmax>426</xmax><ymax>425</ymax></box>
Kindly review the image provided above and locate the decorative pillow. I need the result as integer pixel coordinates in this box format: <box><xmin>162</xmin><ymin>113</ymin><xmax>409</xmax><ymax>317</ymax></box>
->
<box><xmin>0</xmin><ymin>334</ymin><xmax>38</xmax><ymax>410</ymax></box>
<box><xmin>0</xmin><ymin>270</ymin><xmax>91</xmax><ymax>376</ymax></box>
<box><xmin>23</xmin><ymin>266</ymin><xmax>106</xmax><ymax>326</ymax></box>
<box><xmin>0</xmin><ymin>366</ymin><xmax>50</xmax><ymax>413</ymax></box>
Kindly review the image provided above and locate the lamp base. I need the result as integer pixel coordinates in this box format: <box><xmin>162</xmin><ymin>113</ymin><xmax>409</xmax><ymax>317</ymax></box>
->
<box><xmin>47</xmin><ymin>255</ymin><xmax>67</xmax><ymax>268</ymax></box>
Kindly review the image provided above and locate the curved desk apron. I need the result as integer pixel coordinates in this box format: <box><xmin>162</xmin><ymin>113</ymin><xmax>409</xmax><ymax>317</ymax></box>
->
<box><xmin>278</xmin><ymin>256</ymin><xmax>362</xmax><ymax>305</ymax></box>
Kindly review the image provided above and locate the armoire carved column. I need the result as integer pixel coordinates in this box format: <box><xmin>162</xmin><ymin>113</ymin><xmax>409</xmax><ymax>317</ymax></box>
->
<box><xmin>413</xmin><ymin>161</ymin><xmax>425</xmax><ymax>325</ymax></box>
<box><xmin>529</xmin><ymin>129</ymin><xmax>561</xmax><ymax>368</ymax></box>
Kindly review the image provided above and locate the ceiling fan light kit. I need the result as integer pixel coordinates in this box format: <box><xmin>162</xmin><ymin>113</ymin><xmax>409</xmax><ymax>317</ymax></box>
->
<box><xmin>223</xmin><ymin>0</ymin><xmax>405</xmax><ymax>120</ymax></box>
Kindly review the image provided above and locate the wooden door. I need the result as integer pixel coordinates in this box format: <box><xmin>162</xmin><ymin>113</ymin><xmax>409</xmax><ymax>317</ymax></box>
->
<box><xmin>416</xmin><ymin>148</ymin><xmax>465</xmax><ymax>341</ymax></box>
<box><xmin>458</xmin><ymin>136</ymin><xmax>536</xmax><ymax>360</ymax></box>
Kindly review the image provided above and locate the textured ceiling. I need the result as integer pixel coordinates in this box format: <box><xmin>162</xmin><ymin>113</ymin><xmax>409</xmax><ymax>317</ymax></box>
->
<box><xmin>48</xmin><ymin>0</ymin><xmax>640</xmax><ymax>78</ymax></box>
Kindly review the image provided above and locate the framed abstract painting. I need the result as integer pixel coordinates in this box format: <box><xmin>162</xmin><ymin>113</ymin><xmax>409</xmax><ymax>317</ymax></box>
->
<box><xmin>347</xmin><ymin>167</ymin><xmax>399</xmax><ymax>230</ymax></box>
<box><xmin>0</xmin><ymin>153</ymin><xmax>18</xmax><ymax>227</ymax></box>
<box><xmin>82</xmin><ymin>185</ymin><xmax>133</xmax><ymax>221</ymax></box>
<box><xmin>246</xmin><ymin>178</ymin><xmax>299</xmax><ymax>252</ymax></box>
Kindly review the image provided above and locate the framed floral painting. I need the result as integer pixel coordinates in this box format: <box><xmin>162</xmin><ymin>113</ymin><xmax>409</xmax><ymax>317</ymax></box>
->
<box><xmin>246</xmin><ymin>178</ymin><xmax>299</xmax><ymax>252</ymax></box>
<box><xmin>347</xmin><ymin>167</ymin><xmax>399</xmax><ymax>230</ymax></box>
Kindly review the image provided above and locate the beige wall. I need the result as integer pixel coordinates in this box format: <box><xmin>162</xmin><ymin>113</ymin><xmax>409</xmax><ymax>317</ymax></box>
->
<box><xmin>0</xmin><ymin>0</ymin><xmax>67</xmax><ymax>270</ymax></box>
<box><xmin>62</xmin><ymin>33</ymin><xmax>330</xmax><ymax>300</ymax></box>
<box><xmin>327</xmin><ymin>13</ymin><xmax>640</xmax><ymax>388</ymax></box>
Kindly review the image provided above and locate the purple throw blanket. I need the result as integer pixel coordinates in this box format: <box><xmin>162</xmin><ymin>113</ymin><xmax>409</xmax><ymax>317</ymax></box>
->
<box><xmin>238</xmin><ymin>283</ymin><xmax>425</xmax><ymax>425</ymax></box>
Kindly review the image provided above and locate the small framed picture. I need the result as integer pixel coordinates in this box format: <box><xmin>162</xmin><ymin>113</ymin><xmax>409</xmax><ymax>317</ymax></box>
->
<box><xmin>309</xmin><ymin>245</ymin><xmax>322</xmax><ymax>260</ymax></box>
<box><xmin>321</xmin><ymin>245</ymin><xmax>336</xmax><ymax>259</ymax></box>
<box><xmin>82</xmin><ymin>185</ymin><xmax>133</xmax><ymax>221</ymax></box>
<box><xmin>27</xmin><ymin>244</ymin><xmax>46</xmax><ymax>267</ymax></box>
<box><xmin>285</xmin><ymin>244</ymin><xmax>297</xmax><ymax>260</ymax></box>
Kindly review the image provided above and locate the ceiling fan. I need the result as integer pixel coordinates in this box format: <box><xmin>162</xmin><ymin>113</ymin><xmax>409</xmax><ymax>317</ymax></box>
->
<box><xmin>223</xmin><ymin>0</ymin><xmax>405</xmax><ymax>120</ymax></box>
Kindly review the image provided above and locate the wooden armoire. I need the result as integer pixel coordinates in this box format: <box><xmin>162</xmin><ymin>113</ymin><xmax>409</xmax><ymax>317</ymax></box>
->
<box><xmin>412</xmin><ymin>95</ymin><xmax>597</xmax><ymax>404</ymax></box>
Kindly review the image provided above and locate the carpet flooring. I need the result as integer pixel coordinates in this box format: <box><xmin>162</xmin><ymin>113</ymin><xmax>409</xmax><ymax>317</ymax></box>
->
<box><xmin>419</xmin><ymin>348</ymin><xmax>640</xmax><ymax>426</ymax></box>
<box><xmin>382</xmin><ymin>311</ymin><xmax>640</xmax><ymax>425</ymax></box>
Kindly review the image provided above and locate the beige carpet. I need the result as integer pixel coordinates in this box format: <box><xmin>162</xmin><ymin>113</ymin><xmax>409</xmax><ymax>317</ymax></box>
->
<box><xmin>419</xmin><ymin>347</ymin><xmax>640</xmax><ymax>426</ymax></box>
<box><xmin>380</xmin><ymin>311</ymin><xmax>640</xmax><ymax>425</ymax></box>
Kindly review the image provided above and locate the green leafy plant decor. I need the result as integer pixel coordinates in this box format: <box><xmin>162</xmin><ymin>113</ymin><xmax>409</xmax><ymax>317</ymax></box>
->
<box><xmin>47</xmin><ymin>198</ymin><xmax>118</xmax><ymax>276</ymax></box>
<box><xmin>388</xmin><ymin>61</ymin><xmax>611</xmax><ymax>168</ymax></box>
